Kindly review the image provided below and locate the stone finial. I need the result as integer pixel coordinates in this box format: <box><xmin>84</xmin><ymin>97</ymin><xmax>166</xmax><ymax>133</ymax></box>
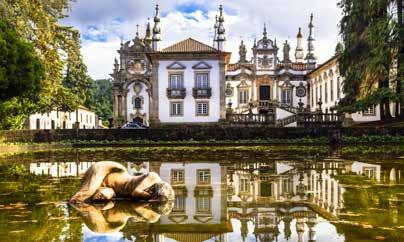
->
<box><xmin>145</xmin><ymin>18</ymin><xmax>152</xmax><ymax>47</ymax></box>
<box><xmin>295</xmin><ymin>27</ymin><xmax>304</xmax><ymax>63</ymax></box>
<box><xmin>305</xmin><ymin>13</ymin><xmax>317</xmax><ymax>63</ymax></box>
<box><xmin>152</xmin><ymin>4</ymin><xmax>162</xmax><ymax>50</ymax></box>
<box><xmin>216</xmin><ymin>5</ymin><xmax>226</xmax><ymax>51</ymax></box>
<box><xmin>263</xmin><ymin>23</ymin><xmax>267</xmax><ymax>39</ymax></box>
<box><xmin>213</xmin><ymin>15</ymin><xmax>219</xmax><ymax>47</ymax></box>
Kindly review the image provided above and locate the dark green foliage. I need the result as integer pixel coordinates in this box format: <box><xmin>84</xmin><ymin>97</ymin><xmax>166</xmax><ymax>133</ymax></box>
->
<box><xmin>335</xmin><ymin>42</ymin><xmax>344</xmax><ymax>55</ymax></box>
<box><xmin>337</xmin><ymin>0</ymin><xmax>400</xmax><ymax>117</ymax></box>
<box><xmin>85</xmin><ymin>79</ymin><xmax>113</xmax><ymax>123</ymax></box>
<box><xmin>0</xmin><ymin>1</ymin><xmax>92</xmax><ymax>129</ymax></box>
<box><xmin>0</xmin><ymin>21</ymin><xmax>45</xmax><ymax>129</ymax></box>
<box><xmin>0</xmin><ymin>21</ymin><xmax>44</xmax><ymax>102</ymax></box>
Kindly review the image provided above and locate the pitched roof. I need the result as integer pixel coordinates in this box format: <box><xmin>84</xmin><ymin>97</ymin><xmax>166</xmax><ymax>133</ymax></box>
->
<box><xmin>161</xmin><ymin>38</ymin><xmax>217</xmax><ymax>53</ymax></box>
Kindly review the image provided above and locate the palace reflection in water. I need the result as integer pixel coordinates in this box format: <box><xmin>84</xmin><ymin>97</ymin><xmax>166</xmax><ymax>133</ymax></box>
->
<box><xmin>28</xmin><ymin>159</ymin><xmax>402</xmax><ymax>242</ymax></box>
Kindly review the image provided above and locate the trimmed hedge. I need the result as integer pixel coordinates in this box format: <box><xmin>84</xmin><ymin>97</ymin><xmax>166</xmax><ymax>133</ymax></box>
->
<box><xmin>0</xmin><ymin>126</ymin><xmax>403</xmax><ymax>143</ymax></box>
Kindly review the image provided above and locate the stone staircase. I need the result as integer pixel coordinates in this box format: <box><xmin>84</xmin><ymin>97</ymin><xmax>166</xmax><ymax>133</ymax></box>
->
<box><xmin>276</xmin><ymin>114</ymin><xmax>297</xmax><ymax>127</ymax></box>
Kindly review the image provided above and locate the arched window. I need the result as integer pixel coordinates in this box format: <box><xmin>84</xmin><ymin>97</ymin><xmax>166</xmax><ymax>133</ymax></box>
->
<box><xmin>134</xmin><ymin>97</ymin><xmax>142</xmax><ymax>109</ymax></box>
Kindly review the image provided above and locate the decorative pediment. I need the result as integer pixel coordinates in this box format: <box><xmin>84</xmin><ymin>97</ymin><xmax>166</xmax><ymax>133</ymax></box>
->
<box><xmin>280</xmin><ymin>80</ymin><xmax>294</xmax><ymax>89</ymax></box>
<box><xmin>237</xmin><ymin>79</ymin><xmax>251</xmax><ymax>89</ymax></box>
<box><xmin>192</xmin><ymin>61</ymin><xmax>212</xmax><ymax>69</ymax></box>
<box><xmin>167</xmin><ymin>61</ymin><xmax>186</xmax><ymax>70</ymax></box>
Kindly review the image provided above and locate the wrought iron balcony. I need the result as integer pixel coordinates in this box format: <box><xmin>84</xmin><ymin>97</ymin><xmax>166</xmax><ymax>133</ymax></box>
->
<box><xmin>192</xmin><ymin>88</ymin><xmax>212</xmax><ymax>98</ymax></box>
<box><xmin>167</xmin><ymin>88</ymin><xmax>186</xmax><ymax>99</ymax></box>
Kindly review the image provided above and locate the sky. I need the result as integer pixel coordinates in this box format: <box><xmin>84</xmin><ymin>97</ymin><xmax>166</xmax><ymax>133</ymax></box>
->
<box><xmin>62</xmin><ymin>0</ymin><xmax>342</xmax><ymax>80</ymax></box>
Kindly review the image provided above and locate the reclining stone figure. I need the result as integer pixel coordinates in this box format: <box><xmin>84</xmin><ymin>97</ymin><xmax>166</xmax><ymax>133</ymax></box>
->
<box><xmin>70</xmin><ymin>200</ymin><xmax>173</xmax><ymax>233</ymax></box>
<box><xmin>69</xmin><ymin>161</ymin><xmax>174</xmax><ymax>203</ymax></box>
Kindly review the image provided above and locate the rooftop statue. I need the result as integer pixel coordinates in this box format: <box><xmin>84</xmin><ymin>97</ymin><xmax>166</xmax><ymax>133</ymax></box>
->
<box><xmin>69</xmin><ymin>161</ymin><xmax>175</xmax><ymax>203</ymax></box>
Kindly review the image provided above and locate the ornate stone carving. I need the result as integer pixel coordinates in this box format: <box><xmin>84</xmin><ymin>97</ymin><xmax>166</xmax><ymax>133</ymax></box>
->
<box><xmin>258</xmin><ymin>55</ymin><xmax>273</xmax><ymax>68</ymax></box>
<box><xmin>296</xmin><ymin>82</ymin><xmax>307</xmax><ymax>97</ymax></box>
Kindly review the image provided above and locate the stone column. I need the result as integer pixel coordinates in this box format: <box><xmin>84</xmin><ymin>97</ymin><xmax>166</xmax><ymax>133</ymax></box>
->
<box><xmin>113</xmin><ymin>93</ymin><xmax>119</xmax><ymax>120</ymax></box>
<box><xmin>219</xmin><ymin>58</ymin><xmax>226</xmax><ymax>120</ymax></box>
<box><xmin>123</xmin><ymin>89</ymin><xmax>129</xmax><ymax>122</ymax></box>
<box><xmin>150</xmin><ymin>62</ymin><xmax>160</xmax><ymax>126</ymax></box>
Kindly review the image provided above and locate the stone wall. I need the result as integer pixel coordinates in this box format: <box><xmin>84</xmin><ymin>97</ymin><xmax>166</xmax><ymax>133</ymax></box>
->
<box><xmin>0</xmin><ymin>127</ymin><xmax>402</xmax><ymax>143</ymax></box>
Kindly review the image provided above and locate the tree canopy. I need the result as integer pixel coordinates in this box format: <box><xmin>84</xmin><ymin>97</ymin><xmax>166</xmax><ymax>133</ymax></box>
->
<box><xmin>337</xmin><ymin>0</ymin><xmax>401</xmax><ymax>119</ymax></box>
<box><xmin>85</xmin><ymin>79</ymin><xmax>113</xmax><ymax>125</ymax></box>
<box><xmin>0</xmin><ymin>0</ymin><xmax>92</xmax><ymax>129</ymax></box>
<box><xmin>0</xmin><ymin>20</ymin><xmax>45</xmax><ymax>129</ymax></box>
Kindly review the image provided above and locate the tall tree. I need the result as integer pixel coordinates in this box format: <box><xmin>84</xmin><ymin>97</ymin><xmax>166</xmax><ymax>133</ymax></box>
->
<box><xmin>85</xmin><ymin>79</ymin><xmax>113</xmax><ymax>124</ymax></box>
<box><xmin>0</xmin><ymin>0</ymin><xmax>91</xmax><ymax>113</ymax></box>
<box><xmin>0</xmin><ymin>20</ymin><xmax>45</xmax><ymax>129</ymax></box>
<box><xmin>338</xmin><ymin>0</ymin><xmax>400</xmax><ymax>119</ymax></box>
<box><xmin>398</xmin><ymin>0</ymin><xmax>403</xmax><ymax>117</ymax></box>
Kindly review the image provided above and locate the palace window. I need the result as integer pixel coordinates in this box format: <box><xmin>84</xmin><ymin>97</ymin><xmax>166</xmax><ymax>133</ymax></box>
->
<box><xmin>171</xmin><ymin>169</ymin><xmax>185</xmax><ymax>184</ymax></box>
<box><xmin>363</xmin><ymin>105</ymin><xmax>376</xmax><ymax>116</ymax></box>
<box><xmin>281</xmin><ymin>89</ymin><xmax>292</xmax><ymax>105</ymax></box>
<box><xmin>330</xmin><ymin>78</ymin><xmax>334</xmax><ymax>102</ymax></box>
<box><xmin>196</xmin><ymin>196</ymin><xmax>211</xmax><ymax>213</ymax></box>
<box><xmin>238</xmin><ymin>89</ymin><xmax>249</xmax><ymax>104</ymax></box>
<box><xmin>363</xmin><ymin>167</ymin><xmax>376</xmax><ymax>179</ymax></box>
<box><xmin>240</xmin><ymin>178</ymin><xmax>250</xmax><ymax>193</ymax></box>
<box><xmin>169</xmin><ymin>74</ymin><xmax>183</xmax><ymax>89</ymax></box>
<box><xmin>173</xmin><ymin>196</ymin><xmax>186</xmax><ymax>213</ymax></box>
<box><xmin>197</xmin><ymin>169</ymin><xmax>211</xmax><ymax>184</ymax></box>
<box><xmin>320</xmin><ymin>85</ymin><xmax>323</xmax><ymax>102</ymax></box>
<box><xmin>316</xmin><ymin>86</ymin><xmax>318</xmax><ymax>105</ymax></box>
<box><xmin>337</xmin><ymin>77</ymin><xmax>341</xmax><ymax>99</ymax></box>
<box><xmin>170</xmin><ymin>102</ymin><xmax>183</xmax><ymax>116</ymax></box>
<box><xmin>134</xmin><ymin>97</ymin><xmax>142</xmax><ymax>109</ymax></box>
<box><xmin>325</xmin><ymin>82</ymin><xmax>328</xmax><ymax>103</ymax></box>
<box><xmin>195</xmin><ymin>73</ymin><xmax>209</xmax><ymax>89</ymax></box>
<box><xmin>196</xmin><ymin>101</ymin><xmax>209</xmax><ymax>116</ymax></box>
<box><xmin>311</xmin><ymin>86</ymin><xmax>314</xmax><ymax>107</ymax></box>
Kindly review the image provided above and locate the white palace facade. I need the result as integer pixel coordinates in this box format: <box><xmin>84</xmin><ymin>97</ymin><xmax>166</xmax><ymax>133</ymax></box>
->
<box><xmin>111</xmin><ymin>4</ymin><xmax>380</xmax><ymax>127</ymax></box>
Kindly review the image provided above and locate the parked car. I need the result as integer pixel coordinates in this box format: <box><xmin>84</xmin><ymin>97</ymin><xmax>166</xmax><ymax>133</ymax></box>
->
<box><xmin>121</xmin><ymin>122</ymin><xmax>148</xmax><ymax>129</ymax></box>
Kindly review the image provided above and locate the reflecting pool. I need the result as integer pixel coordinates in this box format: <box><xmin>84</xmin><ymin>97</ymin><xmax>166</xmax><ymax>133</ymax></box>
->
<box><xmin>0</xmin><ymin>146</ymin><xmax>403</xmax><ymax>241</ymax></box>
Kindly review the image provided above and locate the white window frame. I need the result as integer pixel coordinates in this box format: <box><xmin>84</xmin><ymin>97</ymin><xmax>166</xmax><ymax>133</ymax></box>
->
<box><xmin>197</xmin><ymin>169</ymin><xmax>211</xmax><ymax>184</ymax></box>
<box><xmin>195</xmin><ymin>73</ymin><xmax>209</xmax><ymax>89</ymax></box>
<box><xmin>196</xmin><ymin>101</ymin><xmax>209</xmax><ymax>116</ymax></box>
<box><xmin>170</xmin><ymin>101</ymin><xmax>183</xmax><ymax>116</ymax></box>
<box><xmin>238</xmin><ymin>89</ymin><xmax>249</xmax><ymax>105</ymax></box>
<box><xmin>196</xmin><ymin>196</ymin><xmax>211</xmax><ymax>213</ymax></box>
<box><xmin>171</xmin><ymin>169</ymin><xmax>185</xmax><ymax>184</ymax></box>
<box><xmin>281</xmin><ymin>88</ymin><xmax>292</xmax><ymax>105</ymax></box>
<box><xmin>363</xmin><ymin>105</ymin><xmax>376</xmax><ymax>116</ymax></box>
<box><xmin>169</xmin><ymin>74</ymin><xmax>183</xmax><ymax>89</ymax></box>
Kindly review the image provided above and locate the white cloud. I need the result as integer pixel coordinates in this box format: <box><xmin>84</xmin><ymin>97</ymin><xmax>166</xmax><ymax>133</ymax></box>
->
<box><xmin>63</xmin><ymin>0</ymin><xmax>342</xmax><ymax>80</ymax></box>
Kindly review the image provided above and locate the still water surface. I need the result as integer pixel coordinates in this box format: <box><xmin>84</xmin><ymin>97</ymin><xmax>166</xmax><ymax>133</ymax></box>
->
<box><xmin>0</xmin><ymin>147</ymin><xmax>403</xmax><ymax>242</ymax></box>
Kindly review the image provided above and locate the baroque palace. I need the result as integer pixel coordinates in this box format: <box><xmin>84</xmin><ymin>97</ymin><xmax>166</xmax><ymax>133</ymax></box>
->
<box><xmin>111</xmin><ymin>4</ymin><xmax>381</xmax><ymax>127</ymax></box>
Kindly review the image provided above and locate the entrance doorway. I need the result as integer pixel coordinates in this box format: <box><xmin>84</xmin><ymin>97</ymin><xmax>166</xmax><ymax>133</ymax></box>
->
<box><xmin>36</xmin><ymin>119</ymin><xmax>40</xmax><ymax>130</ymax></box>
<box><xmin>259</xmin><ymin>86</ymin><xmax>271</xmax><ymax>101</ymax></box>
<box><xmin>133</xmin><ymin>117</ymin><xmax>143</xmax><ymax>124</ymax></box>
<box><xmin>260</xmin><ymin>182</ymin><xmax>272</xmax><ymax>197</ymax></box>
